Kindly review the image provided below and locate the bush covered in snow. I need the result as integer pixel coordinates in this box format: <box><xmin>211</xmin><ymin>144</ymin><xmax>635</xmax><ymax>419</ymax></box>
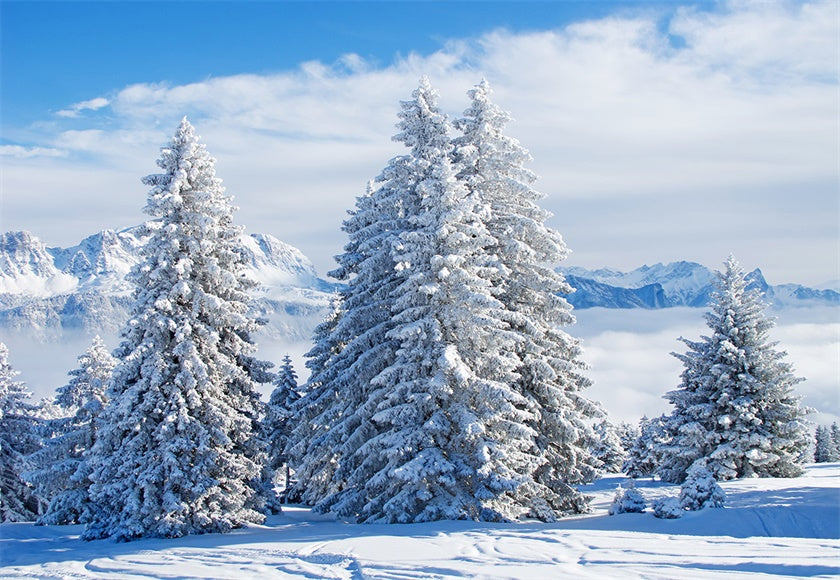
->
<box><xmin>679</xmin><ymin>459</ymin><xmax>726</xmax><ymax>511</ymax></box>
<box><xmin>652</xmin><ymin>497</ymin><xmax>683</xmax><ymax>519</ymax></box>
<box><xmin>608</xmin><ymin>482</ymin><xmax>647</xmax><ymax>515</ymax></box>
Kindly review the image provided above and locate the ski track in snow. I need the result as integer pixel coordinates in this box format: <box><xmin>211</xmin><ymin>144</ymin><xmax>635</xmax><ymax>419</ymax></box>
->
<box><xmin>2</xmin><ymin>464</ymin><xmax>838</xmax><ymax>579</ymax></box>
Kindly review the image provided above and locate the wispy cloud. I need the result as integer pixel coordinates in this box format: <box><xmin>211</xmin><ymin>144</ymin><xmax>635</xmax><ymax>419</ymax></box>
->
<box><xmin>2</xmin><ymin>0</ymin><xmax>837</xmax><ymax>286</ymax></box>
<box><xmin>55</xmin><ymin>96</ymin><xmax>110</xmax><ymax>118</ymax></box>
<box><xmin>0</xmin><ymin>145</ymin><xmax>67</xmax><ymax>159</ymax></box>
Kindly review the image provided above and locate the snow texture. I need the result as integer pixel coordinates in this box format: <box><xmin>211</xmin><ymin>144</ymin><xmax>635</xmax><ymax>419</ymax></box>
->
<box><xmin>2</xmin><ymin>463</ymin><xmax>838</xmax><ymax>578</ymax></box>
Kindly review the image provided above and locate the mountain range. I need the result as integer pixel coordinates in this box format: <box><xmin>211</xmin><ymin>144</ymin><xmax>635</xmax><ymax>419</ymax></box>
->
<box><xmin>0</xmin><ymin>227</ymin><xmax>837</xmax><ymax>341</ymax></box>
<box><xmin>0</xmin><ymin>228</ymin><xmax>337</xmax><ymax>340</ymax></box>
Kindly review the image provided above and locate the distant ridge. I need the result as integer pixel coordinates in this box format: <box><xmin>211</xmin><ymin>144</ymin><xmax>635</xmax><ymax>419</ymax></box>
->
<box><xmin>1</xmin><ymin>230</ymin><xmax>836</xmax><ymax>341</ymax></box>
<box><xmin>560</xmin><ymin>262</ymin><xmax>840</xmax><ymax>309</ymax></box>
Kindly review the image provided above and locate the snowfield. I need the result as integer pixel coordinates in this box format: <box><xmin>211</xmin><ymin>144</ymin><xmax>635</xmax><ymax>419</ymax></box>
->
<box><xmin>2</xmin><ymin>464</ymin><xmax>837</xmax><ymax>579</ymax></box>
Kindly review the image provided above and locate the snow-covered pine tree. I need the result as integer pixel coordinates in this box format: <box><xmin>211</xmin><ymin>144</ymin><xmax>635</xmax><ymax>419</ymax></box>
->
<box><xmin>679</xmin><ymin>459</ymin><xmax>725</xmax><ymax>510</ymax></box>
<box><xmin>617</xmin><ymin>421</ymin><xmax>641</xmax><ymax>456</ymax></box>
<box><xmin>82</xmin><ymin>119</ymin><xmax>268</xmax><ymax>541</ymax></box>
<box><xmin>0</xmin><ymin>343</ymin><xmax>44</xmax><ymax>522</ymax></box>
<box><xmin>263</xmin><ymin>354</ymin><xmax>301</xmax><ymax>510</ymax></box>
<box><xmin>814</xmin><ymin>424</ymin><xmax>839</xmax><ymax>463</ymax></box>
<box><xmin>592</xmin><ymin>419</ymin><xmax>628</xmax><ymax>473</ymax></box>
<box><xmin>623</xmin><ymin>415</ymin><xmax>666</xmax><ymax>479</ymax></box>
<box><xmin>607</xmin><ymin>481</ymin><xmax>646</xmax><ymax>515</ymax></box>
<box><xmin>26</xmin><ymin>336</ymin><xmax>115</xmax><ymax>525</ymax></box>
<box><xmin>831</xmin><ymin>423</ymin><xmax>840</xmax><ymax>460</ymax></box>
<box><xmin>658</xmin><ymin>256</ymin><xmax>810</xmax><ymax>483</ymax></box>
<box><xmin>287</xmin><ymin>158</ymin><xmax>413</xmax><ymax>510</ymax></box>
<box><xmin>326</xmin><ymin>77</ymin><xmax>553</xmax><ymax>523</ymax></box>
<box><xmin>452</xmin><ymin>79</ymin><xmax>599</xmax><ymax>512</ymax></box>
<box><xmin>286</xmin><ymin>294</ymin><xmax>347</xmax><ymax>504</ymax></box>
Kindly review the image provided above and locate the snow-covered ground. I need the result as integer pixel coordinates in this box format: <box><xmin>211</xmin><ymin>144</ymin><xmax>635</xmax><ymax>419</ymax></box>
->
<box><xmin>2</xmin><ymin>464</ymin><xmax>837</xmax><ymax>579</ymax></box>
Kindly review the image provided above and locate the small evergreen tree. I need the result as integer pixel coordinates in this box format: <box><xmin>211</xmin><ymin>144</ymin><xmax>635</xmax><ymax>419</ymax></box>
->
<box><xmin>617</xmin><ymin>421</ymin><xmax>641</xmax><ymax>456</ymax></box>
<box><xmin>658</xmin><ymin>257</ymin><xmax>810</xmax><ymax>483</ymax></box>
<box><xmin>831</xmin><ymin>423</ymin><xmax>840</xmax><ymax>460</ymax></box>
<box><xmin>0</xmin><ymin>343</ymin><xmax>44</xmax><ymax>522</ymax></box>
<box><xmin>623</xmin><ymin>415</ymin><xmax>666</xmax><ymax>479</ymax></box>
<box><xmin>652</xmin><ymin>497</ymin><xmax>683</xmax><ymax>519</ymax></box>
<box><xmin>679</xmin><ymin>459</ymin><xmax>725</xmax><ymax>510</ymax></box>
<box><xmin>27</xmin><ymin>336</ymin><xmax>115</xmax><ymax>525</ymax></box>
<box><xmin>592</xmin><ymin>419</ymin><xmax>628</xmax><ymax>473</ymax></box>
<box><xmin>83</xmin><ymin>119</ymin><xmax>268</xmax><ymax>541</ymax></box>
<box><xmin>607</xmin><ymin>481</ymin><xmax>646</xmax><ymax>515</ymax></box>
<box><xmin>814</xmin><ymin>424</ymin><xmax>839</xmax><ymax>463</ymax></box>
<box><xmin>264</xmin><ymin>354</ymin><xmax>301</xmax><ymax>510</ymax></box>
<box><xmin>286</xmin><ymin>294</ymin><xmax>346</xmax><ymax>504</ymax></box>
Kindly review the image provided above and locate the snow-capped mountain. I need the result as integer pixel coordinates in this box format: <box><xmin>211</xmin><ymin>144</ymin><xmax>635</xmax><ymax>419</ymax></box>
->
<box><xmin>0</xmin><ymin>228</ymin><xmax>339</xmax><ymax>339</ymax></box>
<box><xmin>0</xmin><ymin>232</ymin><xmax>78</xmax><ymax>296</ymax></box>
<box><xmin>561</xmin><ymin>261</ymin><xmax>840</xmax><ymax>309</ymax></box>
<box><xmin>2</xmin><ymin>231</ymin><xmax>836</xmax><ymax>341</ymax></box>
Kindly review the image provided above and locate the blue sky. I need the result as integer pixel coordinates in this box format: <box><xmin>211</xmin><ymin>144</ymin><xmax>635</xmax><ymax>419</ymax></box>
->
<box><xmin>0</xmin><ymin>0</ymin><xmax>837</xmax><ymax>287</ymax></box>
<box><xmin>2</xmin><ymin>1</ymin><xmax>664</xmax><ymax>129</ymax></box>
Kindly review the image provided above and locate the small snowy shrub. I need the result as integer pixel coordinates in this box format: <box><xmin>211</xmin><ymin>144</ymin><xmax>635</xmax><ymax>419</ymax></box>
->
<box><xmin>608</xmin><ymin>482</ymin><xmax>647</xmax><ymax>515</ymax></box>
<box><xmin>679</xmin><ymin>459</ymin><xmax>726</xmax><ymax>511</ymax></box>
<box><xmin>652</xmin><ymin>497</ymin><xmax>683</xmax><ymax>519</ymax></box>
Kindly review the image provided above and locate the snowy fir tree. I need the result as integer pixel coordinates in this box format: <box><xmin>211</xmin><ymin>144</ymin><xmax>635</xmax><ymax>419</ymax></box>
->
<box><xmin>831</xmin><ymin>423</ymin><xmax>840</xmax><ymax>458</ymax></box>
<box><xmin>453</xmin><ymin>80</ymin><xmax>600</xmax><ymax>500</ymax></box>
<box><xmin>290</xmin><ymin>78</ymin><xmax>598</xmax><ymax>524</ymax></box>
<box><xmin>592</xmin><ymin>419</ymin><xmax>628</xmax><ymax>473</ymax></box>
<box><xmin>342</xmin><ymin>77</ymin><xmax>540</xmax><ymax>523</ymax></box>
<box><xmin>286</xmin><ymin>294</ymin><xmax>347</xmax><ymax>504</ymax></box>
<box><xmin>623</xmin><ymin>415</ymin><xmax>666</xmax><ymax>479</ymax></box>
<box><xmin>82</xmin><ymin>119</ymin><xmax>269</xmax><ymax>541</ymax></box>
<box><xmin>678</xmin><ymin>459</ymin><xmax>725</xmax><ymax>510</ymax></box>
<box><xmin>0</xmin><ymin>343</ymin><xmax>44</xmax><ymax>522</ymax></box>
<box><xmin>263</xmin><ymin>354</ymin><xmax>301</xmax><ymax>510</ymax></box>
<box><xmin>26</xmin><ymin>336</ymin><xmax>115</xmax><ymax>525</ymax></box>
<box><xmin>814</xmin><ymin>424</ymin><xmax>839</xmax><ymax>463</ymax></box>
<box><xmin>617</xmin><ymin>421</ymin><xmax>641</xmax><ymax>457</ymax></box>
<box><xmin>658</xmin><ymin>257</ymin><xmax>810</xmax><ymax>483</ymax></box>
<box><xmin>286</xmin><ymin>149</ymin><xmax>416</xmax><ymax>508</ymax></box>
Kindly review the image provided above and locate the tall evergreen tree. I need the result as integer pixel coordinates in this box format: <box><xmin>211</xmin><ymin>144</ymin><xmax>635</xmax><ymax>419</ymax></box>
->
<box><xmin>814</xmin><ymin>425</ymin><xmax>830</xmax><ymax>462</ymax></box>
<box><xmin>82</xmin><ymin>119</ymin><xmax>268</xmax><ymax>541</ymax></box>
<box><xmin>325</xmin><ymin>77</ymin><xmax>543</xmax><ymax>523</ymax></box>
<box><xmin>263</xmin><ymin>354</ymin><xmax>301</xmax><ymax>509</ymax></box>
<box><xmin>287</xmin><ymin>155</ymin><xmax>412</xmax><ymax>508</ymax></box>
<box><xmin>658</xmin><ymin>257</ymin><xmax>810</xmax><ymax>483</ymax></box>
<box><xmin>453</xmin><ymin>80</ymin><xmax>600</xmax><ymax>502</ymax></box>
<box><xmin>0</xmin><ymin>343</ymin><xmax>44</xmax><ymax>522</ymax></box>
<box><xmin>27</xmin><ymin>336</ymin><xmax>115</xmax><ymax>525</ymax></box>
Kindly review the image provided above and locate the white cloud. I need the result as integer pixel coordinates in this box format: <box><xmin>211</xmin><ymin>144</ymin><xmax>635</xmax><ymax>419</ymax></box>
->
<box><xmin>1</xmin><ymin>0</ymin><xmax>836</xmax><ymax>286</ymax></box>
<box><xmin>55</xmin><ymin>96</ymin><xmax>110</xmax><ymax>118</ymax></box>
<box><xmin>0</xmin><ymin>145</ymin><xmax>67</xmax><ymax>159</ymax></box>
